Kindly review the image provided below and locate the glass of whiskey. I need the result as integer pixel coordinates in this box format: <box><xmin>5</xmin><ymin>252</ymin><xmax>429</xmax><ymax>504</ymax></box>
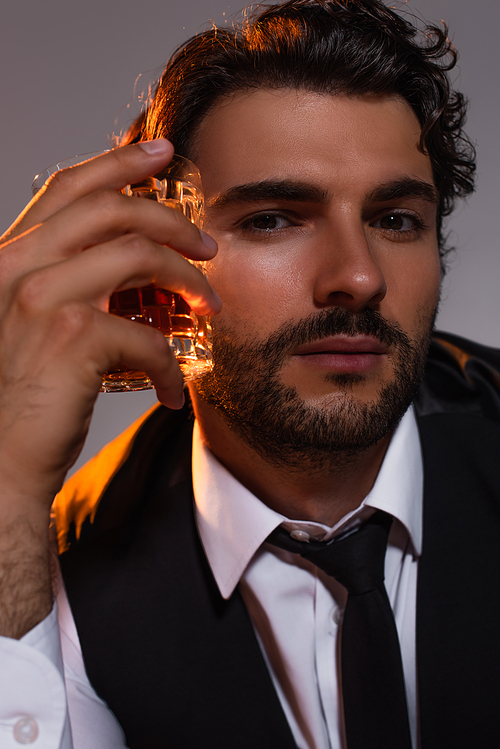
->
<box><xmin>32</xmin><ymin>152</ymin><xmax>213</xmax><ymax>391</ymax></box>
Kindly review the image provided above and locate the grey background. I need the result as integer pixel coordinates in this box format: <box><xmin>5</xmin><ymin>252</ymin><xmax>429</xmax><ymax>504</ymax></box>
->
<box><xmin>1</xmin><ymin>0</ymin><xmax>498</xmax><ymax>473</ymax></box>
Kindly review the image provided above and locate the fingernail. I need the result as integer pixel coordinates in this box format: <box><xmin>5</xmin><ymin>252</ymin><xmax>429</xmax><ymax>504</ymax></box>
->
<box><xmin>138</xmin><ymin>139</ymin><xmax>173</xmax><ymax>155</ymax></box>
<box><xmin>200</xmin><ymin>230</ymin><xmax>218</xmax><ymax>251</ymax></box>
<box><xmin>168</xmin><ymin>388</ymin><xmax>185</xmax><ymax>410</ymax></box>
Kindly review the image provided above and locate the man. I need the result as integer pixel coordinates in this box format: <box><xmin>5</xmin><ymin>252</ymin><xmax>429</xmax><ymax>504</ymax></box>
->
<box><xmin>1</xmin><ymin>1</ymin><xmax>499</xmax><ymax>748</ymax></box>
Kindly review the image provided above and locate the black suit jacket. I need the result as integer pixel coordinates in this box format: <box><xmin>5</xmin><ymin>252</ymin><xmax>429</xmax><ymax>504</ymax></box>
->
<box><xmin>55</xmin><ymin>332</ymin><xmax>500</xmax><ymax>748</ymax></box>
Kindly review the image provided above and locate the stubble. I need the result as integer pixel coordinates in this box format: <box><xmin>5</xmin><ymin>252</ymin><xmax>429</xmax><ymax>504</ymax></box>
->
<box><xmin>195</xmin><ymin>307</ymin><xmax>435</xmax><ymax>471</ymax></box>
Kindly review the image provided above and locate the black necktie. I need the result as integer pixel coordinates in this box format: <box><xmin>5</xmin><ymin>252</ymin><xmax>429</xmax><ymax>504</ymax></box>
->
<box><xmin>267</xmin><ymin>510</ymin><xmax>412</xmax><ymax>749</ymax></box>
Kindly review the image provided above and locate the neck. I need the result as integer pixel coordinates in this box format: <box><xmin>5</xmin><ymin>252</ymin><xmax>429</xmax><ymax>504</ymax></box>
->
<box><xmin>190</xmin><ymin>389</ymin><xmax>392</xmax><ymax>526</ymax></box>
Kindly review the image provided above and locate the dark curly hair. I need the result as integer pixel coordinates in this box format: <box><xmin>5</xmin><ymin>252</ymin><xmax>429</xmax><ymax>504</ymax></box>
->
<box><xmin>123</xmin><ymin>0</ymin><xmax>476</xmax><ymax>263</ymax></box>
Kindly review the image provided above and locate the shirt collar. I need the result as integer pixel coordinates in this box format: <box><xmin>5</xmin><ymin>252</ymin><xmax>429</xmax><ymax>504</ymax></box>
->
<box><xmin>192</xmin><ymin>406</ymin><xmax>423</xmax><ymax>600</ymax></box>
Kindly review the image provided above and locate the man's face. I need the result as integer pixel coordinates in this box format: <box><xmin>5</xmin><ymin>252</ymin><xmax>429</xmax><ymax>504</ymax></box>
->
<box><xmin>191</xmin><ymin>89</ymin><xmax>441</xmax><ymax>464</ymax></box>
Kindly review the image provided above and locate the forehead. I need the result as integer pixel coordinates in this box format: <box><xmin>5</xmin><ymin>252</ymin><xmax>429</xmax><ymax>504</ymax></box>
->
<box><xmin>193</xmin><ymin>88</ymin><xmax>434</xmax><ymax>200</ymax></box>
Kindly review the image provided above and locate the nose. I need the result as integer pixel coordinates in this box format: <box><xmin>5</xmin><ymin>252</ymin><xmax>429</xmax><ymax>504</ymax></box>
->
<box><xmin>312</xmin><ymin>224</ymin><xmax>387</xmax><ymax>311</ymax></box>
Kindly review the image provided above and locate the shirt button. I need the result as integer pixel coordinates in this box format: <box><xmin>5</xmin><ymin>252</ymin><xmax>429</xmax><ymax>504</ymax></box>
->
<box><xmin>290</xmin><ymin>529</ymin><xmax>311</xmax><ymax>542</ymax></box>
<box><xmin>333</xmin><ymin>607</ymin><xmax>344</xmax><ymax>625</ymax></box>
<box><xmin>13</xmin><ymin>717</ymin><xmax>39</xmax><ymax>744</ymax></box>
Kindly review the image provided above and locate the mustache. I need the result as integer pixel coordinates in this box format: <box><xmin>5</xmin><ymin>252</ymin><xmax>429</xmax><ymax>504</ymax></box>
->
<box><xmin>210</xmin><ymin>307</ymin><xmax>416</xmax><ymax>379</ymax></box>
<box><xmin>259</xmin><ymin>307</ymin><xmax>413</xmax><ymax>362</ymax></box>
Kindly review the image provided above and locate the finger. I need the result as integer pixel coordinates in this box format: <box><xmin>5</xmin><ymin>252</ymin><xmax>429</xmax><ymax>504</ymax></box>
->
<box><xmin>15</xmin><ymin>234</ymin><xmax>221</xmax><ymax>317</ymax></box>
<box><xmin>29</xmin><ymin>187</ymin><xmax>217</xmax><ymax>264</ymax></box>
<box><xmin>0</xmin><ymin>187</ymin><xmax>218</xmax><ymax>296</ymax></box>
<box><xmin>4</xmin><ymin>140</ymin><xmax>176</xmax><ymax>239</ymax></box>
<box><xmin>57</xmin><ymin>305</ymin><xmax>186</xmax><ymax>411</ymax></box>
<box><xmin>0</xmin><ymin>303</ymin><xmax>186</xmax><ymax>486</ymax></box>
<box><xmin>94</xmin><ymin>312</ymin><xmax>186</xmax><ymax>410</ymax></box>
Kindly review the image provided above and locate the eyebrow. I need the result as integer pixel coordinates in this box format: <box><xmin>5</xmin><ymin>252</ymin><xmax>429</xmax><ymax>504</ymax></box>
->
<box><xmin>207</xmin><ymin>180</ymin><xmax>331</xmax><ymax>210</ymax></box>
<box><xmin>367</xmin><ymin>177</ymin><xmax>439</xmax><ymax>205</ymax></box>
<box><xmin>206</xmin><ymin>175</ymin><xmax>439</xmax><ymax>212</ymax></box>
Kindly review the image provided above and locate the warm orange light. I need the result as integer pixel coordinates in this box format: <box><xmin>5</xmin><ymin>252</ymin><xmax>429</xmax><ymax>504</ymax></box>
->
<box><xmin>52</xmin><ymin>403</ymin><xmax>161</xmax><ymax>553</ymax></box>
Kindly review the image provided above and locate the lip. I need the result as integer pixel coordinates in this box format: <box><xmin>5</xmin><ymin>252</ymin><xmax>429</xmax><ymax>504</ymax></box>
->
<box><xmin>291</xmin><ymin>336</ymin><xmax>389</xmax><ymax>373</ymax></box>
<box><xmin>293</xmin><ymin>336</ymin><xmax>389</xmax><ymax>356</ymax></box>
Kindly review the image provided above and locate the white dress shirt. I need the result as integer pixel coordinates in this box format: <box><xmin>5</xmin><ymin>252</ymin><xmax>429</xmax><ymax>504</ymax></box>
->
<box><xmin>0</xmin><ymin>406</ymin><xmax>422</xmax><ymax>749</ymax></box>
<box><xmin>193</xmin><ymin>405</ymin><xmax>422</xmax><ymax>749</ymax></box>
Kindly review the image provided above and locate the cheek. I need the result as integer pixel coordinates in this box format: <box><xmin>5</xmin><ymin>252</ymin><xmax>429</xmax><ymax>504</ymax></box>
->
<box><xmin>383</xmin><ymin>248</ymin><xmax>441</xmax><ymax>333</ymax></box>
<box><xmin>205</xmin><ymin>243</ymin><xmax>306</xmax><ymax>332</ymax></box>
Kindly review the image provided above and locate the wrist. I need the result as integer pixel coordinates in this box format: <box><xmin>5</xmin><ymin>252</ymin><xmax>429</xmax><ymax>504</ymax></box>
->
<box><xmin>0</xmin><ymin>505</ymin><xmax>53</xmax><ymax>639</ymax></box>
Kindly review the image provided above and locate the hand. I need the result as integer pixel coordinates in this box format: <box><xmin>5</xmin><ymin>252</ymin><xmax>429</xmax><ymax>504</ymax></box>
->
<box><xmin>0</xmin><ymin>141</ymin><xmax>220</xmax><ymax>636</ymax></box>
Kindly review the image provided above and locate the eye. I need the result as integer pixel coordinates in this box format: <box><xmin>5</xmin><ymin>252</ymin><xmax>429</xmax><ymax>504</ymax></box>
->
<box><xmin>240</xmin><ymin>212</ymin><xmax>293</xmax><ymax>233</ymax></box>
<box><xmin>372</xmin><ymin>212</ymin><xmax>423</xmax><ymax>233</ymax></box>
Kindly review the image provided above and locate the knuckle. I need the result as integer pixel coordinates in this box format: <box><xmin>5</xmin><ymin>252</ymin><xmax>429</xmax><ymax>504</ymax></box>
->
<box><xmin>53</xmin><ymin>302</ymin><xmax>94</xmax><ymax>340</ymax></box>
<box><xmin>45</xmin><ymin>167</ymin><xmax>75</xmax><ymax>193</ymax></box>
<box><xmin>0</xmin><ymin>242</ymin><xmax>22</xmax><ymax>285</ymax></box>
<box><xmin>87</xmin><ymin>187</ymin><xmax>122</xmax><ymax>214</ymax></box>
<box><xmin>108</xmin><ymin>146</ymin><xmax>128</xmax><ymax>170</ymax></box>
<box><xmin>120</xmin><ymin>233</ymin><xmax>157</xmax><ymax>264</ymax></box>
<box><xmin>165</xmin><ymin>205</ymin><xmax>198</xmax><ymax>237</ymax></box>
<box><xmin>121</xmin><ymin>232</ymin><xmax>149</xmax><ymax>251</ymax></box>
<box><xmin>164</xmin><ymin>204</ymin><xmax>186</xmax><ymax>226</ymax></box>
<box><xmin>15</xmin><ymin>271</ymin><xmax>51</xmax><ymax>313</ymax></box>
<box><xmin>34</xmin><ymin>303</ymin><xmax>97</xmax><ymax>359</ymax></box>
<box><xmin>89</xmin><ymin>189</ymin><xmax>142</xmax><ymax>233</ymax></box>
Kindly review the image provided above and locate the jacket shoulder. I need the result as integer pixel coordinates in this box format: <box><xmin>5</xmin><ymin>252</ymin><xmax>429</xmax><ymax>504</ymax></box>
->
<box><xmin>416</xmin><ymin>331</ymin><xmax>500</xmax><ymax>421</ymax></box>
<box><xmin>53</xmin><ymin>402</ymin><xmax>192</xmax><ymax>553</ymax></box>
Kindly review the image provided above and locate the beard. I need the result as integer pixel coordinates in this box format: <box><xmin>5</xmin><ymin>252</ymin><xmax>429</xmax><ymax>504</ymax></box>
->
<box><xmin>195</xmin><ymin>306</ymin><xmax>435</xmax><ymax>471</ymax></box>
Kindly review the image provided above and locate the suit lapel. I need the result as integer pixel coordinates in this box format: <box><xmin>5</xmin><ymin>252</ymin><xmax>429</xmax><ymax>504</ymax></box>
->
<box><xmin>416</xmin><ymin>411</ymin><xmax>500</xmax><ymax>747</ymax></box>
